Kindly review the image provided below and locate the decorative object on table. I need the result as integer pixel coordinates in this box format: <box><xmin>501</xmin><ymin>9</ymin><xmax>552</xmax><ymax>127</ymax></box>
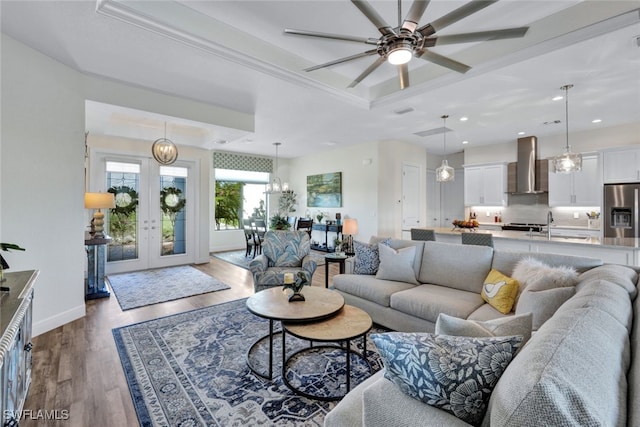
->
<box><xmin>333</xmin><ymin>237</ymin><xmax>343</xmax><ymax>255</ymax></box>
<box><xmin>151</xmin><ymin>122</ymin><xmax>178</xmax><ymax>165</ymax></box>
<box><xmin>436</xmin><ymin>114</ymin><xmax>454</xmax><ymax>182</ymax></box>
<box><xmin>107</xmin><ymin>265</ymin><xmax>230</xmax><ymax>310</ymax></box>
<box><xmin>586</xmin><ymin>211</ymin><xmax>600</xmax><ymax>229</ymax></box>
<box><xmin>552</xmin><ymin>84</ymin><xmax>582</xmax><ymax>173</ymax></box>
<box><xmin>335</xmin><ymin>212</ymin><xmax>342</xmax><ymax>225</ymax></box>
<box><xmin>0</xmin><ymin>243</ymin><xmax>25</xmax><ymax>289</ymax></box>
<box><xmin>283</xmin><ymin>271</ymin><xmax>308</xmax><ymax>302</ymax></box>
<box><xmin>113</xmin><ymin>298</ymin><xmax>385</xmax><ymax>426</ymax></box>
<box><xmin>84</xmin><ymin>192</ymin><xmax>116</xmax><ymax>238</ymax></box>
<box><xmin>265</xmin><ymin>142</ymin><xmax>289</xmax><ymax>194</ymax></box>
<box><xmin>307</xmin><ymin>172</ymin><xmax>342</xmax><ymax>207</ymax></box>
<box><xmin>342</xmin><ymin>218</ymin><xmax>358</xmax><ymax>254</ymax></box>
<box><xmin>452</xmin><ymin>219</ymin><xmax>479</xmax><ymax>231</ymax></box>
<box><xmin>315</xmin><ymin>211</ymin><xmax>325</xmax><ymax>224</ymax></box>
<box><xmin>269</xmin><ymin>213</ymin><xmax>291</xmax><ymax>230</ymax></box>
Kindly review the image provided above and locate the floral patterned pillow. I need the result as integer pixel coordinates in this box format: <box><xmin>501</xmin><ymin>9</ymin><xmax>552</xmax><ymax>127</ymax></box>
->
<box><xmin>371</xmin><ymin>332</ymin><xmax>522</xmax><ymax>426</ymax></box>
<box><xmin>353</xmin><ymin>238</ymin><xmax>390</xmax><ymax>274</ymax></box>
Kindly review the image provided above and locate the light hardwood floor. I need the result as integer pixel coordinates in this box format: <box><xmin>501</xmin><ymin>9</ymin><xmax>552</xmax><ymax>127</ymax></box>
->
<box><xmin>22</xmin><ymin>255</ymin><xmax>338</xmax><ymax>427</ymax></box>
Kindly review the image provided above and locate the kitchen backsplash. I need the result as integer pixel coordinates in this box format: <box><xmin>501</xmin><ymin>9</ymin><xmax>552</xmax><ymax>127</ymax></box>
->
<box><xmin>467</xmin><ymin>193</ymin><xmax>601</xmax><ymax>229</ymax></box>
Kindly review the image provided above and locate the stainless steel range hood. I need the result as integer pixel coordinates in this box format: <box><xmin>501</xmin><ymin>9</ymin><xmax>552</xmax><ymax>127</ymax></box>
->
<box><xmin>507</xmin><ymin>136</ymin><xmax>548</xmax><ymax>194</ymax></box>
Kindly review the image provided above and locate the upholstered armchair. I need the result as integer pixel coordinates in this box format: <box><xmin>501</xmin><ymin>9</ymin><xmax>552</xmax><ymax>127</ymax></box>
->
<box><xmin>248</xmin><ymin>230</ymin><xmax>317</xmax><ymax>293</ymax></box>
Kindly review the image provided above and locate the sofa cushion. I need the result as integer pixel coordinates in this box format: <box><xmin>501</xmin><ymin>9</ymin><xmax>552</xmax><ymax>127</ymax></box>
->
<box><xmin>372</xmin><ymin>332</ymin><xmax>522</xmax><ymax>426</ymax></box>
<box><xmin>481</xmin><ymin>269</ymin><xmax>519</xmax><ymax>314</ymax></box>
<box><xmin>388</xmin><ymin>239</ymin><xmax>425</xmax><ymax>277</ymax></box>
<box><xmin>353</xmin><ymin>238</ymin><xmax>390</xmax><ymax>274</ymax></box>
<box><xmin>516</xmin><ymin>287</ymin><xmax>574</xmax><ymax>331</ymax></box>
<box><xmin>577</xmin><ymin>264</ymin><xmax>638</xmax><ymax>298</ymax></box>
<box><xmin>418</xmin><ymin>241</ymin><xmax>493</xmax><ymax>293</ymax></box>
<box><xmin>390</xmin><ymin>284</ymin><xmax>485</xmax><ymax>323</ymax></box>
<box><xmin>467</xmin><ymin>304</ymin><xmax>510</xmax><ymax>322</ymax></box>
<box><xmin>376</xmin><ymin>244</ymin><xmax>418</xmax><ymax>284</ymax></box>
<box><xmin>436</xmin><ymin>312</ymin><xmax>532</xmax><ymax>349</ymax></box>
<box><xmin>332</xmin><ymin>274</ymin><xmax>416</xmax><ymax>307</ymax></box>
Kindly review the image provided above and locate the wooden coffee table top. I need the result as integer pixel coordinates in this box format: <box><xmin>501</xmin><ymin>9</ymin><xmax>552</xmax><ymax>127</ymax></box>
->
<box><xmin>283</xmin><ymin>305</ymin><xmax>373</xmax><ymax>342</ymax></box>
<box><xmin>246</xmin><ymin>286</ymin><xmax>344</xmax><ymax>322</ymax></box>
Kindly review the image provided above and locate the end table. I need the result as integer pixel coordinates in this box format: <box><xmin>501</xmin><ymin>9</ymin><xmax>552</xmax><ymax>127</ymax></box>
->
<box><xmin>324</xmin><ymin>253</ymin><xmax>348</xmax><ymax>288</ymax></box>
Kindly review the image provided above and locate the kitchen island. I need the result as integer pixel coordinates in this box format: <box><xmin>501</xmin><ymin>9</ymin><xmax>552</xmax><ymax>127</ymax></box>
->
<box><xmin>410</xmin><ymin>227</ymin><xmax>640</xmax><ymax>266</ymax></box>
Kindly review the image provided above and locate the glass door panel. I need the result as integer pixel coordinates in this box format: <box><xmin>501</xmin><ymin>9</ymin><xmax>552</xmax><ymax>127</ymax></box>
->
<box><xmin>106</xmin><ymin>161</ymin><xmax>141</xmax><ymax>263</ymax></box>
<box><xmin>159</xmin><ymin>166</ymin><xmax>188</xmax><ymax>257</ymax></box>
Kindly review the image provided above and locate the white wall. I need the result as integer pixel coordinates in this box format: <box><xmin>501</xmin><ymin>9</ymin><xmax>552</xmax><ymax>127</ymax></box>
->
<box><xmin>1</xmin><ymin>34</ymin><xmax>86</xmax><ymax>336</ymax></box>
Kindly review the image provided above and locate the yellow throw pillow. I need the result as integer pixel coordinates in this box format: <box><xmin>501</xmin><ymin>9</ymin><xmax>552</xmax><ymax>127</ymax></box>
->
<box><xmin>481</xmin><ymin>269</ymin><xmax>519</xmax><ymax>314</ymax></box>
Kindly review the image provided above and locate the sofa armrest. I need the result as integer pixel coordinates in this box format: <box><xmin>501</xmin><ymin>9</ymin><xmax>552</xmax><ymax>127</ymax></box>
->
<box><xmin>301</xmin><ymin>255</ymin><xmax>318</xmax><ymax>278</ymax></box>
<box><xmin>344</xmin><ymin>256</ymin><xmax>355</xmax><ymax>274</ymax></box>
<box><xmin>248</xmin><ymin>254</ymin><xmax>268</xmax><ymax>275</ymax></box>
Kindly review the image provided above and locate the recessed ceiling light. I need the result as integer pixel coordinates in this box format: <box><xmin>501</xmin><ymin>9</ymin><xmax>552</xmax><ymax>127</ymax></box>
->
<box><xmin>460</xmin><ymin>117</ymin><xmax>468</xmax><ymax>121</ymax></box>
<box><xmin>592</xmin><ymin>119</ymin><xmax>602</xmax><ymax>123</ymax></box>
<box><xmin>462</xmin><ymin>140</ymin><xmax>469</xmax><ymax>145</ymax></box>
<box><xmin>518</xmin><ymin>131</ymin><xmax>526</xmax><ymax>135</ymax></box>
<box><xmin>323</xmin><ymin>141</ymin><xmax>337</xmax><ymax>146</ymax></box>
<box><xmin>552</xmin><ymin>96</ymin><xmax>563</xmax><ymax>101</ymax></box>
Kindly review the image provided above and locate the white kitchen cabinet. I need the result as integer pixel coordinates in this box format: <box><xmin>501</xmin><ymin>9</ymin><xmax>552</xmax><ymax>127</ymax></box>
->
<box><xmin>427</xmin><ymin>169</ymin><xmax>464</xmax><ymax>227</ymax></box>
<box><xmin>548</xmin><ymin>154</ymin><xmax>600</xmax><ymax>206</ymax></box>
<box><xmin>603</xmin><ymin>147</ymin><xmax>640</xmax><ymax>183</ymax></box>
<box><xmin>464</xmin><ymin>164</ymin><xmax>507</xmax><ymax>206</ymax></box>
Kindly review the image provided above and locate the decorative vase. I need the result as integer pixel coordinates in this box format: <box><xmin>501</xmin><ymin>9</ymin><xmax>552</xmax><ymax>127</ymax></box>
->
<box><xmin>288</xmin><ymin>290</ymin><xmax>305</xmax><ymax>302</ymax></box>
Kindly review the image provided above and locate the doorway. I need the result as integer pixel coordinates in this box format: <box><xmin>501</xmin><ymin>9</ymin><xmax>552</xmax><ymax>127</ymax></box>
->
<box><xmin>90</xmin><ymin>153</ymin><xmax>196</xmax><ymax>274</ymax></box>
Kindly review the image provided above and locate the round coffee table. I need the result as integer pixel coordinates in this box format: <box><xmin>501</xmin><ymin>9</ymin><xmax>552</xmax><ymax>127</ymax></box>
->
<box><xmin>246</xmin><ymin>286</ymin><xmax>344</xmax><ymax>379</ymax></box>
<box><xmin>281</xmin><ymin>305</ymin><xmax>373</xmax><ymax>401</ymax></box>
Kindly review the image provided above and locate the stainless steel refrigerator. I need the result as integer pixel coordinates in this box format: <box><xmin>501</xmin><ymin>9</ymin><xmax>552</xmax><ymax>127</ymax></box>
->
<box><xmin>604</xmin><ymin>183</ymin><xmax>640</xmax><ymax>238</ymax></box>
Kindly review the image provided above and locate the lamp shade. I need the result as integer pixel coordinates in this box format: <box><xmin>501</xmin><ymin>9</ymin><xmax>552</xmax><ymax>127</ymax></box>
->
<box><xmin>84</xmin><ymin>192</ymin><xmax>115</xmax><ymax>209</ymax></box>
<box><xmin>342</xmin><ymin>218</ymin><xmax>358</xmax><ymax>235</ymax></box>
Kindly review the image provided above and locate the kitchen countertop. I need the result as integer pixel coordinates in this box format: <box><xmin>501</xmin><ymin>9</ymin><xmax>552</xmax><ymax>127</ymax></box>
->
<box><xmin>427</xmin><ymin>227</ymin><xmax>639</xmax><ymax>249</ymax></box>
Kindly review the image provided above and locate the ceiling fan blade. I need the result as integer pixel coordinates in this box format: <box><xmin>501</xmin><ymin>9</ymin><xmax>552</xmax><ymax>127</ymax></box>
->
<box><xmin>418</xmin><ymin>0</ymin><xmax>498</xmax><ymax>37</ymax></box>
<box><xmin>304</xmin><ymin>49</ymin><xmax>378</xmax><ymax>72</ymax></box>
<box><xmin>351</xmin><ymin>0</ymin><xmax>396</xmax><ymax>36</ymax></box>
<box><xmin>418</xmin><ymin>50</ymin><xmax>471</xmax><ymax>73</ymax></box>
<box><xmin>402</xmin><ymin>0</ymin><xmax>430</xmax><ymax>33</ymax></box>
<box><xmin>284</xmin><ymin>28</ymin><xmax>378</xmax><ymax>46</ymax></box>
<box><xmin>423</xmin><ymin>27</ymin><xmax>529</xmax><ymax>47</ymax></box>
<box><xmin>347</xmin><ymin>56</ymin><xmax>386</xmax><ymax>88</ymax></box>
<box><xmin>398</xmin><ymin>63</ymin><xmax>410</xmax><ymax>89</ymax></box>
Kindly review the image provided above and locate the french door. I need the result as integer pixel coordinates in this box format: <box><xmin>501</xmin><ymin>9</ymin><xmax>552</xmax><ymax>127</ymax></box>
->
<box><xmin>90</xmin><ymin>153</ymin><xmax>196</xmax><ymax>274</ymax></box>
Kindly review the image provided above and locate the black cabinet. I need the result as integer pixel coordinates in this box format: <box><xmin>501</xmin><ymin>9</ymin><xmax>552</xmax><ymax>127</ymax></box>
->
<box><xmin>311</xmin><ymin>224</ymin><xmax>343</xmax><ymax>252</ymax></box>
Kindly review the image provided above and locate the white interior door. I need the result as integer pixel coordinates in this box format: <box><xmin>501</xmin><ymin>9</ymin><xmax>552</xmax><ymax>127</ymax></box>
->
<box><xmin>90</xmin><ymin>152</ymin><xmax>196</xmax><ymax>274</ymax></box>
<box><xmin>402</xmin><ymin>162</ymin><xmax>421</xmax><ymax>230</ymax></box>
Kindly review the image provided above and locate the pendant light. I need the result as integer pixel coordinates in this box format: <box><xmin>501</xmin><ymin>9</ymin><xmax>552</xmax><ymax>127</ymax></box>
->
<box><xmin>436</xmin><ymin>115</ymin><xmax>454</xmax><ymax>182</ymax></box>
<box><xmin>265</xmin><ymin>142</ymin><xmax>289</xmax><ymax>194</ymax></box>
<box><xmin>152</xmin><ymin>122</ymin><xmax>178</xmax><ymax>165</ymax></box>
<box><xmin>552</xmin><ymin>84</ymin><xmax>582</xmax><ymax>173</ymax></box>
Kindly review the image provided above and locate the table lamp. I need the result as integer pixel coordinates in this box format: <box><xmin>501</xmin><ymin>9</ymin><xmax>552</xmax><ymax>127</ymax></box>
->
<box><xmin>85</xmin><ymin>192</ymin><xmax>115</xmax><ymax>238</ymax></box>
<box><xmin>342</xmin><ymin>218</ymin><xmax>358</xmax><ymax>255</ymax></box>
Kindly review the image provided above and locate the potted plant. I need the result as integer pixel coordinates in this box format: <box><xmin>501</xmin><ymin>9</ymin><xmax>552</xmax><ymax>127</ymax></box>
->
<box><xmin>1</xmin><ymin>243</ymin><xmax>25</xmax><ymax>286</ymax></box>
<box><xmin>269</xmin><ymin>213</ymin><xmax>291</xmax><ymax>230</ymax></box>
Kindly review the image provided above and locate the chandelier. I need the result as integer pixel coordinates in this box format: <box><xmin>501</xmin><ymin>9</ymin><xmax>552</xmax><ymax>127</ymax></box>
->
<box><xmin>152</xmin><ymin>122</ymin><xmax>178</xmax><ymax>165</ymax></box>
<box><xmin>265</xmin><ymin>142</ymin><xmax>289</xmax><ymax>194</ymax></box>
<box><xmin>436</xmin><ymin>115</ymin><xmax>454</xmax><ymax>182</ymax></box>
<box><xmin>552</xmin><ymin>84</ymin><xmax>582</xmax><ymax>173</ymax></box>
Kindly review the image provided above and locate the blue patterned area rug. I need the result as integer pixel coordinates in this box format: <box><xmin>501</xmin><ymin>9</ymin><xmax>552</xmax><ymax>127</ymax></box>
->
<box><xmin>113</xmin><ymin>298</ymin><xmax>385</xmax><ymax>426</ymax></box>
<box><xmin>212</xmin><ymin>250</ymin><xmax>326</xmax><ymax>270</ymax></box>
<box><xmin>107</xmin><ymin>265</ymin><xmax>231</xmax><ymax>311</ymax></box>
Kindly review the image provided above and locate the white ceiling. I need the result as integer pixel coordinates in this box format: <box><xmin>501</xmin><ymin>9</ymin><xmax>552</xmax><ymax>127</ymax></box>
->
<box><xmin>1</xmin><ymin>0</ymin><xmax>639</xmax><ymax>158</ymax></box>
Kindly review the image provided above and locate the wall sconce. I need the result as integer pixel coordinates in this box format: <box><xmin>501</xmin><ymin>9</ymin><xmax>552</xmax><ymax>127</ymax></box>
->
<box><xmin>84</xmin><ymin>192</ymin><xmax>115</xmax><ymax>238</ymax></box>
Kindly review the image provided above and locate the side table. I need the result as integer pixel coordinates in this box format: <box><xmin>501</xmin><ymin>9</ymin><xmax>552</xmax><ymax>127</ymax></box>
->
<box><xmin>85</xmin><ymin>233</ymin><xmax>111</xmax><ymax>300</ymax></box>
<box><xmin>324</xmin><ymin>253</ymin><xmax>348</xmax><ymax>288</ymax></box>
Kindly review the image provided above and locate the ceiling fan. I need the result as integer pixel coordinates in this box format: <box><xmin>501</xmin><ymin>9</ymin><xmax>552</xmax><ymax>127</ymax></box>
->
<box><xmin>284</xmin><ymin>0</ymin><xmax>529</xmax><ymax>89</ymax></box>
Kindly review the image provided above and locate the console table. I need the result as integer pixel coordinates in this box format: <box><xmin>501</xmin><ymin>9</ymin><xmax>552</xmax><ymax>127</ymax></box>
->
<box><xmin>85</xmin><ymin>233</ymin><xmax>111</xmax><ymax>300</ymax></box>
<box><xmin>1</xmin><ymin>270</ymin><xmax>38</xmax><ymax>427</ymax></box>
<box><xmin>311</xmin><ymin>223</ymin><xmax>343</xmax><ymax>252</ymax></box>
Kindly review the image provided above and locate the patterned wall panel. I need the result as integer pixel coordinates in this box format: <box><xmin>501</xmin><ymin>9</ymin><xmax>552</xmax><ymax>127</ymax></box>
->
<box><xmin>213</xmin><ymin>151</ymin><xmax>272</xmax><ymax>173</ymax></box>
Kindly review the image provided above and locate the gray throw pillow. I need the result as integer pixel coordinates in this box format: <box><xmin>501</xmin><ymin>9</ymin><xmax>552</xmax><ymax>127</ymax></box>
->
<box><xmin>372</xmin><ymin>332</ymin><xmax>522</xmax><ymax>426</ymax></box>
<box><xmin>353</xmin><ymin>238</ymin><xmax>390</xmax><ymax>274</ymax></box>
<box><xmin>375</xmin><ymin>244</ymin><xmax>418</xmax><ymax>284</ymax></box>
<box><xmin>516</xmin><ymin>287</ymin><xmax>574</xmax><ymax>330</ymax></box>
<box><xmin>435</xmin><ymin>312</ymin><xmax>533</xmax><ymax>349</ymax></box>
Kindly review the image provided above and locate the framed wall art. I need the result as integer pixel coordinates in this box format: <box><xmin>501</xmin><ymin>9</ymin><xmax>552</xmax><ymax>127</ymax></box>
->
<box><xmin>307</xmin><ymin>172</ymin><xmax>342</xmax><ymax>207</ymax></box>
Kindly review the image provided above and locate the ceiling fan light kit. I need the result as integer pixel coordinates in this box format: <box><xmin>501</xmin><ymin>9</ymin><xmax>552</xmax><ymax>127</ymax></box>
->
<box><xmin>285</xmin><ymin>0</ymin><xmax>529</xmax><ymax>89</ymax></box>
<box><xmin>552</xmin><ymin>84</ymin><xmax>582</xmax><ymax>173</ymax></box>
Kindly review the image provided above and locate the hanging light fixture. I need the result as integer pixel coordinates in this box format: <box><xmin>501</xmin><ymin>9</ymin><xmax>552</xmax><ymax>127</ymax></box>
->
<box><xmin>436</xmin><ymin>115</ymin><xmax>454</xmax><ymax>182</ymax></box>
<box><xmin>265</xmin><ymin>142</ymin><xmax>289</xmax><ymax>194</ymax></box>
<box><xmin>552</xmin><ymin>84</ymin><xmax>582</xmax><ymax>173</ymax></box>
<box><xmin>152</xmin><ymin>122</ymin><xmax>178</xmax><ymax>165</ymax></box>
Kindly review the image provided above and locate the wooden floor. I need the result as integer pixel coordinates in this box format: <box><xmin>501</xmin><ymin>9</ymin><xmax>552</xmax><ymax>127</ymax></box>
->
<box><xmin>22</xmin><ymin>256</ymin><xmax>339</xmax><ymax>427</ymax></box>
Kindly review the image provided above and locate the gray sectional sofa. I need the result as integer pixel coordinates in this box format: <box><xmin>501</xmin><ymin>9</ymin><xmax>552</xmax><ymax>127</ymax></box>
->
<box><xmin>325</xmin><ymin>239</ymin><xmax>640</xmax><ymax>427</ymax></box>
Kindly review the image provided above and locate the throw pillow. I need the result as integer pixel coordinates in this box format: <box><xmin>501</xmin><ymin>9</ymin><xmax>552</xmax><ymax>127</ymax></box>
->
<box><xmin>516</xmin><ymin>287</ymin><xmax>575</xmax><ymax>330</ymax></box>
<box><xmin>435</xmin><ymin>312</ymin><xmax>533</xmax><ymax>349</ymax></box>
<box><xmin>480</xmin><ymin>269</ymin><xmax>519</xmax><ymax>314</ymax></box>
<box><xmin>353</xmin><ymin>238</ymin><xmax>390</xmax><ymax>275</ymax></box>
<box><xmin>372</xmin><ymin>332</ymin><xmax>522</xmax><ymax>426</ymax></box>
<box><xmin>512</xmin><ymin>257</ymin><xmax>578</xmax><ymax>292</ymax></box>
<box><xmin>375</xmin><ymin>244</ymin><xmax>418</xmax><ymax>284</ymax></box>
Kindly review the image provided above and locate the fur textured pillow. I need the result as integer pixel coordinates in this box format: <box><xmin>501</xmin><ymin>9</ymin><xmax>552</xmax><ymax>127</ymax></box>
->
<box><xmin>511</xmin><ymin>257</ymin><xmax>578</xmax><ymax>292</ymax></box>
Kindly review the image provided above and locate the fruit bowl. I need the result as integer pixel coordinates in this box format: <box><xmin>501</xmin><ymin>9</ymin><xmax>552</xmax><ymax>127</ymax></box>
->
<box><xmin>452</xmin><ymin>219</ymin><xmax>479</xmax><ymax>230</ymax></box>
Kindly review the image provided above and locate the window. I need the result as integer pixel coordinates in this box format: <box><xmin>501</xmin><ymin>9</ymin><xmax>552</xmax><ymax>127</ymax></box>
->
<box><xmin>214</xmin><ymin>169</ymin><xmax>268</xmax><ymax>230</ymax></box>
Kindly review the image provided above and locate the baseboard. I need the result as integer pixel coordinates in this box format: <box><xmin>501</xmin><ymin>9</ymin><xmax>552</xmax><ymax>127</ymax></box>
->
<box><xmin>32</xmin><ymin>304</ymin><xmax>86</xmax><ymax>337</ymax></box>
<box><xmin>209</xmin><ymin>245</ymin><xmax>244</xmax><ymax>254</ymax></box>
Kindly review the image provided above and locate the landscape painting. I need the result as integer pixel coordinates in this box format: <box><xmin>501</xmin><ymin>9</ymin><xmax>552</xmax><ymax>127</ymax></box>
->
<box><xmin>307</xmin><ymin>172</ymin><xmax>342</xmax><ymax>207</ymax></box>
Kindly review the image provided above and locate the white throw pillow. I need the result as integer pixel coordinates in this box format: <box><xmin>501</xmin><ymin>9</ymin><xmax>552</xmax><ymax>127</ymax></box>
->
<box><xmin>435</xmin><ymin>312</ymin><xmax>533</xmax><ymax>349</ymax></box>
<box><xmin>512</xmin><ymin>257</ymin><xmax>578</xmax><ymax>292</ymax></box>
<box><xmin>375</xmin><ymin>244</ymin><xmax>418</xmax><ymax>284</ymax></box>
